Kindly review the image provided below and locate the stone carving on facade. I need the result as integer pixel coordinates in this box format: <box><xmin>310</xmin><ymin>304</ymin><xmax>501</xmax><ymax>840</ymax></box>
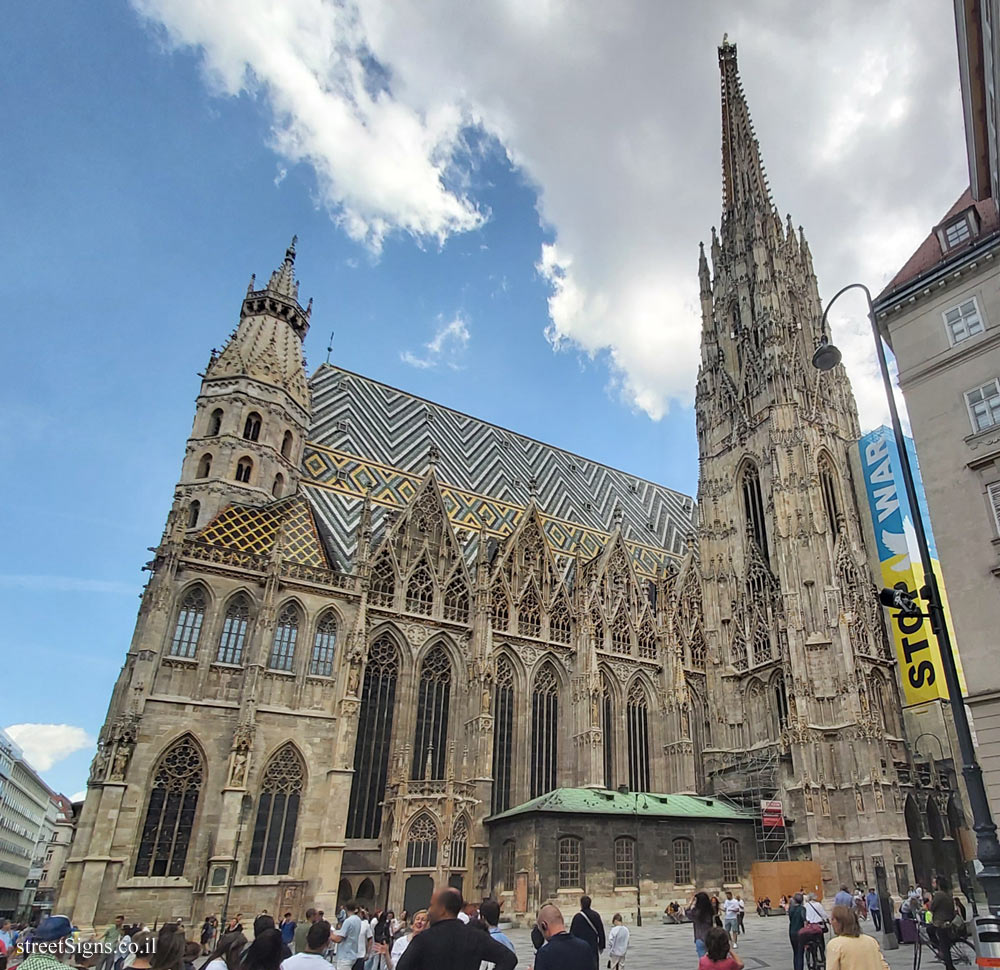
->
<box><xmin>109</xmin><ymin>744</ymin><xmax>133</xmax><ymax>783</ymax></box>
<box><xmin>90</xmin><ymin>743</ymin><xmax>110</xmax><ymax>784</ymax></box>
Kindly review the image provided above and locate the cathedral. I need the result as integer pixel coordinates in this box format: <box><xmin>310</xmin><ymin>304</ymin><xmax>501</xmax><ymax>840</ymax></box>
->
<box><xmin>61</xmin><ymin>41</ymin><xmax>925</xmax><ymax>929</ymax></box>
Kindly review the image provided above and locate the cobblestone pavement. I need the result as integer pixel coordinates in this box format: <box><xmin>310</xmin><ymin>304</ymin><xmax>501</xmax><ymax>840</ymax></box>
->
<box><xmin>502</xmin><ymin>913</ymin><xmax>926</xmax><ymax>970</ymax></box>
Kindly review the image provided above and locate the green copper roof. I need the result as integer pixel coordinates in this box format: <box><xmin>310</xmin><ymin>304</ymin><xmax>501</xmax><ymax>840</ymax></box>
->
<box><xmin>486</xmin><ymin>788</ymin><xmax>754</xmax><ymax>823</ymax></box>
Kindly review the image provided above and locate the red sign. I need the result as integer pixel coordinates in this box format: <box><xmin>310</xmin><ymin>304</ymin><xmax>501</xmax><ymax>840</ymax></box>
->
<box><xmin>761</xmin><ymin>799</ymin><xmax>784</xmax><ymax>828</ymax></box>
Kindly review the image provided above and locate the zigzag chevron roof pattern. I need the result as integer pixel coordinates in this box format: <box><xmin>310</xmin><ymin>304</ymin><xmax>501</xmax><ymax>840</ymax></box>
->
<box><xmin>303</xmin><ymin>364</ymin><xmax>694</xmax><ymax>572</ymax></box>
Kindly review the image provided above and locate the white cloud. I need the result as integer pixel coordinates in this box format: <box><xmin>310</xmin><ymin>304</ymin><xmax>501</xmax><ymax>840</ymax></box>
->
<box><xmin>401</xmin><ymin>314</ymin><xmax>471</xmax><ymax>370</ymax></box>
<box><xmin>69</xmin><ymin>790</ymin><xmax>87</xmax><ymax>803</ymax></box>
<box><xmin>0</xmin><ymin>574</ymin><xmax>136</xmax><ymax>594</ymax></box>
<box><xmin>4</xmin><ymin>724</ymin><xmax>94</xmax><ymax>772</ymax></box>
<box><xmin>132</xmin><ymin>0</ymin><xmax>966</xmax><ymax>429</ymax></box>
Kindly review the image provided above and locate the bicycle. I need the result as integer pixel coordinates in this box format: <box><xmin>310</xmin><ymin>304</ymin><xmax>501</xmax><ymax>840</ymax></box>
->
<box><xmin>804</xmin><ymin>934</ymin><xmax>827</xmax><ymax>970</ymax></box>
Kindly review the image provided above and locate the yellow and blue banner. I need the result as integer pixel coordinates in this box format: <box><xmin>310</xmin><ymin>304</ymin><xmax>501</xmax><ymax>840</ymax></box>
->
<box><xmin>857</xmin><ymin>427</ymin><xmax>965</xmax><ymax>705</ymax></box>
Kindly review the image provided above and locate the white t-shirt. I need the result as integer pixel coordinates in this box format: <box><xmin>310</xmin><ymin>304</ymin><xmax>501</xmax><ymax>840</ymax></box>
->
<box><xmin>738</xmin><ymin>899</ymin><xmax>746</xmax><ymax>913</ymax></box>
<box><xmin>389</xmin><ymin>935</ymin><xmax>411</xmax><ymax>965</ymax></box>
<box><xmin>358</xmin><ymin>919</ymin><xmax>373</xmax><ymax>956</ymax></box>
<box><xmin>723</xmin><ymin>898</ymin><xmax>741</xmax><ymax>918</ymax></box>
<box><xmin>608</xmin><ymin>925</ymin><xmax>630</xmax><ymax>957</ymax></box>
<box><xmin>280</xmin><ymin>954</ymin><xmax>331</xmax><ymax>970</ymax></box>
<box><xmin>206</xmin><ymin>959</ymin><xmax>231</xmax><ymax>970</ymax></box>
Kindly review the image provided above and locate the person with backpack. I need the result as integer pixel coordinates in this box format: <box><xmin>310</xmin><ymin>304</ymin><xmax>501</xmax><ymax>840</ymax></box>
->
<box><xmin>569</xmin><ymin>896</ymin><xmax>605</xmax><ymax>970</ymax></box>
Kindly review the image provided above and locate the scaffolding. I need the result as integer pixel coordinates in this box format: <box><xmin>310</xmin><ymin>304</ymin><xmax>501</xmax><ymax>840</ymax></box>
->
<box><xmin>713</xmin><ymin>747</ymin><xmax>790</xmax><ymax>862</ymax></box>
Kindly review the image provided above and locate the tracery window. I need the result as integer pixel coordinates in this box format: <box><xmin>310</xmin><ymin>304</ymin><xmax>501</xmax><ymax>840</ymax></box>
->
<box><xmin>689</xmin><ymin>629</ymin><xmax>706</xmax><ymax>669</ymax></box>
<box><xmin>310</xmin><ymin>611</ymin><xmax>337</xmax><ymax>676</ymax></box>
<box><xmin>730</xmin><ymin>630</ymin><xmax>748</xmax><ymax>672</ymax></box>
<box><xmin>558</xmin><ymin>836</ymin><xmax>581</xmax><ymax>888</ymax></box>
<box><xmin>347</xmin><ymin>635</ymin><xmax>399</xmax><ymax>839</ymax></box>
<box><xmin>611</xmin><ymin>610</ymin><xmax>632</xmax><ymax>655</ymax></box>
<box><xmin>268</xmin><ymin>604</ymin><xmax>299</xmax><ymax>672</ymax></box>
<box><xmin>243</xmin><ymin>411</ymin><xmax>262</xmax><ymax>441</ymax></box>
<box><xmin>405</xmin><ymin>813</ymin><xmax>438</xmax><ymax>868</ymax></box>
<box><xmin>746</xmin><ymin>680</ymin><xmax>767</xmax><ymax>744</ymax></box>
<box><xmin>197</xmin><ymin>453</ymin><xmax>212</xmax><ymax>479</ymax></box>
<box><xmin>591</xmin><ymin>609</ymin><xmax>605</xmax><ymax>650</ymax></box>
<box><xmin>216</xmin><ymin>595</ymin><xmax>250</xmax><ymax>664</ymax></box>
<box><xmin>134</xmin><ymin>735</ymin><xmax>202</xmax><ymax>877</ymax></box>
<box><xmin>638</xmin><ymin>620</ymin><xmax>657</xmax><ymax>660</ymax></box>
<box><xmin>208</xmin><ymin>408</ymin><xmax>223</xmax><ymax>436</ymax></box>
<box><xmin>550</xmin><ymin>596</ymin><xmax>572</xmax><ymax>644</ymax></box>
<box><xmin>235</xmin><ymin>456</ymin><xmax>253</xmax><ymax>483</ymax></box>
<box><xmin>187</xmin><ymin>501</ymin><xmax>200</xmax><ymax>529</ymax></box>
<box><xmin>518</xmin><ymin>586</ymin><xmax>541</xmax><ymax>637</ymax></box>
<box><xmin>411</xmin><ymin>646</ymin><xmax>451</xmax><ymax>780</ymax></box>
<box><xmin>492</xmin><ymin>657</ymin><xmax>515</xmax><ymax>814</ymax></box>
<box><xmin>247</xmin><ymin>744</ymin><xmax>304</xmax><ymax>876</ymax></box>
<box><xmin>502</xmin><ymin>839</ymin><xmax>516</xmax><ymax>891</ymax></box>
<box><xmin>819</xmin><ymin>454</ymin><xmax>841</xmax><ymax>535</ymax></box>
<box><xmin>752</xmin><ymin>621</ymin><xmax>774</xmax><ymax>665</ymax></box>
<box><xmin>601</xmin><ymin>671</ymin><xmax>615</xmax><ymax>790</ymax></box>
<box><xmin>614</xmin><ymin>836</ymin><xmax>636</xmax><ymax>886</ymax></box>
<box><xmin>369</xmin><ymin>553</ymin><xmax>396</xmax><ymax>608</ymax></box>
<box><xmin>741</xmin><ymin>462</ymin><xmax>769</xmax><ymax>565</ymax></box>
<box><xmin>406</xmin><ymin>563</ymin><xmax>434</xmax><ymax>615</ymax></box>
<box><xmin>450</xmin><ymin>816</ymin><xmax>468</xmax><ymax>870</ymax></box>
<box><xmin>491</xmin><ymin>582</ymin><xmax>510</xmax><ymax>630</ymax></box>
<box><xmin>774</xmin><ymin>677</ymin><xmax>789</xmax><ymax>730</ymax></box>
<box><xmin>281</xmin><ymin>430</ymin><xmax>293</xmax><ymax>459</ymax></box>
<box><xmin>626</xmin><ymin>682</ymin><xmax>651</xmax><ymax>792</ymax></box>
<box><xmin>721</xmin><ymin>838</ymin><xmax>740</xmax><ymax>883</ymax></box>
<box><xmin>443</xmin><ymin>575</ymin><xmax>470</xmax><ymax>623</ymax></box>
<box><xmin>673</xmin><ymin>837</ymin><xmax>692</xmax><ymax>885</ymax></box>
<box><xmin>170</xmin><ymin>587</ymin><xmax>206</xmax><ymax>659</ymax></box>
<box><xmin>531</xmin><ymin>663</ymin><xmax>559</xmax><ymax>798</ymax></box>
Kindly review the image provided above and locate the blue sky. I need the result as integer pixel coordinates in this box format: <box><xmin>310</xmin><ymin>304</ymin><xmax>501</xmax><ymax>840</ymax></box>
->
<box><xmin>1</xmin><ymin>0</ymin><xmax>968</xmax><ymax>796</ymax></box>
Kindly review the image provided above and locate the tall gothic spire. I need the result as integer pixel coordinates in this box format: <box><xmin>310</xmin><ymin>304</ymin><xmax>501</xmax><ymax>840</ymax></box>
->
<box><xmin>718</xmin><ymin>36</ymin><xmax>771</xmax><ymax>215</ymax></box>
<box><xmin>268</xmin><ymin>236</ymin><xmax>299</xmax><ymax>300</ymax></box>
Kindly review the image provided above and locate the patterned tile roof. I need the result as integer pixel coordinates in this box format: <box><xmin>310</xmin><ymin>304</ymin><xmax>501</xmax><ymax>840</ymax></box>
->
<box><xmin>303</xmin><ymin>365</ymin><xmax>694</xmax><ymax>575</ymax></box>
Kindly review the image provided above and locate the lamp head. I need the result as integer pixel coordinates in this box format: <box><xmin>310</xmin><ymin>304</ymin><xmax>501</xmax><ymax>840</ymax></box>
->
<box><xmin>812</xmin><ymin>333</ymin><xmax>842</xmax><ymax>371</ymax></box>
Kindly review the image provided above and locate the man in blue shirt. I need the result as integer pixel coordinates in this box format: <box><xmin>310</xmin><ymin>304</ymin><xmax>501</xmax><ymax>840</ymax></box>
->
<box><xmin>331</xmin><ymin>901</ymin><xmax>364</xmax><ymax>970</ymax></box>
<box><xmin>479</xmin><ymin>900</ymin><xmax>515</xmax><ymax>955</ymax></box>
<box><xmin>535</xmin><ymin>904</ymin><xmax>594</xmax><ymax>970</ymax></box>
<box><xmin>280</xmin><ymin>914</ymin><xmax>297</xmax><ymax>947</ymax></box>
<box><xmin>866</xmin><ymin>889</ymin><xmax>881</xmax><ymax>931</ymax></box>
<box><xmin>833</xmin><ymin>885</ymin><xmax>854</xmax><ymax>908</ymax></box>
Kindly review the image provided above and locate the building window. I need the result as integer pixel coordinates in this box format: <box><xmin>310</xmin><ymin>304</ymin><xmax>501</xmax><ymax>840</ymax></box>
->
<box><xmin>310</xmin><ymin>611</ymin><xmax>337</xmax><ymax>676</ymax></box>
<box><xmin>943</xmin><ymin>217</ymin><xmax>972</xmax><ymax>250</ymax></box>
<box><xmin>819</xmin><ymin>454</ymin><xmax>841</xmax><ymax>535</ymax></box>
<box><xmin>209</xmin><ymin>408</ymin><xmax>224</xmax><ymax>435</ymax></box>
<box><xmin>170</xmin><ymin>587</ymin><xmax>206</xmax><ymax>658</ymax></box>
<box><xmin>967</xmin><ymin>380</ymin><xmax>1000</xmax><ymax>432</ymax></box>
<box><xmin>442</xmin><ymin>575</ymin><xmax>470</xmax><ymax>623</ymax></box>
<box><xmin>247</xmin><ymin>744</ymin><xmax>304</xmax><ymax>876</ymax></box>
<box><xmin>281</xmin><ymin>430</ymin><xmax>293</xmax><ymax>459</ymax></box>
<box><xmin>989</xmin><ymin>482</ymin><xmax>1000</xmax><ymax>536</ymax></box>
<box><xmin>347</xmin><ymin>635</ymin><xmax>399</xmax><ymax>839</ymax></box>
<box><xmin>268</xmin><ymin>604</ymin><xmax>299</xmax><ymax>671</ymax></box>
<box><xmin>592</xmin><ymin>609</ymin><xmax>605</xmax><ymax>650</ymax></box>
<box><xmin>614</xmin><ymin>836</ymin><xmax>636</xmax><ymax>886</ymax></box>
<box><xmin>775</xmin><ymin>677</ymin><xmax>789</xmax><ymax>730</ymax></box>
<box><xmin>550</xmin><ymin>596</ymin><xmax>572</xmax><ymax>643</ymax></box>
<box><xmin>742</xmin><ymin>462</ymin><xmax>769</xmax><ymax>564</ymax></box>
<box><xmin>405</xmin><ymin>563</ymin><xmax>434</xmax><ymax>615</ymax></box>
<box><xmin>272</xmin><ymin>474</ymin><xmax>284</xmax><ymax>498</ymax></box>
<box><xmin>627</xmin><ymin>682</ymin><xmax>651</xmax><ymax>792</ymax></box>
<box><xmin>134</xmin><ymin>735</ymin><xmax>202</xmax><ymax>876</ymax></box>
<box><xmin>673</xmin><ymin>837</ymin><xmax>692</xmax><ymax>885</ymax></box>
<box><xmin>243</xmin><ymin>412</ymin><xmax>262</xmax><ymax>441</ymax></box>
<box><xmin>369</xmin><ymin>553</ymin><xmax>396</xmax><ymax>608</ymax></box>
<box><xmin>197</xmin><ymin>453</ymin><xmax>213</xmax><ymax>479</ymax></box>
<box><xmin>450</xmin><ymin>816</ymin><xmax>468</xmax><ymax>870</ymax></box>
<box><xmin>944</xmin><ymin>298</ymin><xmax>985</xmax><ymax>345</ymax></box>
<box><xmin>405</xmin><ymin>813</ymin><xmax>438</xmax><ymax>868</ymax></box>
<box><xmin>502</xmin><ymin>839</ymin><xmax>516</xmax><ymax>891</ymax></box>
<box><xmin>602</xmin><ymin>672</ymin><xmax>615</xmax><ymax>790</ymax></box>
<box><xmin>187</xmin><ymin>501</ymin><xmax>201</xmax><ymax>529</ymax></box>
<box><xmin>638</xmin><ymin>620</ymin><xmax>657</xmax><ymax>660</ymax></box>
<box><xmin>235</xmin><ymin>456</ymin><xmax>253</xmax><ymax>483</ymax></box>
<box><xmin>492</xmin><ymin>658</ymin><xmax>515</xmax><ymax>814</ymax></box>
<box><xmin>558</xmin><ymin>836</ymin><xmax>581</xmax><ymax>888</ymax></box>
<box><xmin>411</xmin><ymin>646</ymin><xmax>451</xmax><ymax>780</ymax></box>
<box><xmin>689</xmin><ymin>629</ymin><xmax>706</xmax><ymax>669</ymax></box>
<box><xmin>531</xmin><ymin>663</ymin><xmax>559</xmax><ymax>798</ymax></box>
<box><xmin>217</xmin><ymin>595</ymin><xmax>250</xmax><ymax>664</ymax></box>
<box><xmin>491</xmin><ymin>582</ymin><xmax>510</xmax><ymax>630</ymax></box>
<box><xmin>518</xmin><ymin>586</ymin><xmax>541</xmax><ymax>637</ymax></box>
<box><xmin>611</xmin><ymin>610</ymin><xmax>632</xmax><ymax>654</ymax></box>
<box><xmin>721</xmin><ymin>839</ymin><xmax>740</xmax><ymax>883</ymax></box>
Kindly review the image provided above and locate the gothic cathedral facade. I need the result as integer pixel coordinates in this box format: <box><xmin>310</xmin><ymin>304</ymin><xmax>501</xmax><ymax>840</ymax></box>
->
<box><xmin>60</xmin><ymin>41</ymin><xmax>914</xmax><ymax>928</ymax></box>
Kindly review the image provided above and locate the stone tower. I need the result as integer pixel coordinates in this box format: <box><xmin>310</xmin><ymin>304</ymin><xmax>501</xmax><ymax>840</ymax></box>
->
<box><xmin>177</xmin><ymin>238</ymin><xmax>312</xmax><ymax>529</ymax></box>
<box><xmin>692</xmin><ymin>39</ymin><xmax>912</xmax><ymax>884</ymax></box>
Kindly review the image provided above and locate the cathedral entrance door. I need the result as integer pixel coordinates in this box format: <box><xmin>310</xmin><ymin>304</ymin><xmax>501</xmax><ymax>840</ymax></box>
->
<box><xmin>404</xmin><ymin>874</ymin><xmax>433</xmax><ymax>914</ymax></box>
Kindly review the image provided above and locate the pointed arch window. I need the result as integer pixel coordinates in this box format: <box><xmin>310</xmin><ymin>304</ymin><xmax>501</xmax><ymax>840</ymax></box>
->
<box><xmin>235</xmin><ymin>456</ymin><xmax>253</xmax><ymax>484</ymax></box>
<box><xmin>268</xmin><ymin>604</ymin><xmax>299</xmax><ymax>672</ymax></box>
<box><xmin>134</xmin><ymin>735</ymin><xmax>202</xmax><ymax>876</ymax></box>
<box><xmin>450</xmin><ymin>816</ymin><xmax>469</xmax><ymax>870</ymax></box>
<box><xmin>412</xmin><ymin>645</ymin><xmax>451</xmax><ymax>779</ymax></box>
<box><xmin>243</xmin><ymin>412</ymin><xmax>262</xmax><ymax>441</ymax></box>
<box><xmin>746</xmin><ymin>680</ymin><xmax>767</xmax><ymax>744</ymax></box>
<box><xmin>281</xmin><ymin>430</ymin><xmax>293</xmax><ymax>460</ymax></box>
<box><xmin>196</xmin><ymin>453</ymin><xmax>213</xmax><ymax>479</ymax></box>
<box><xmin>406</xmin><ymin>563</ymin><xmax>434</xmax><ymax>615</ymax></box>
<box><xmin>247</xmin><ymin>744</ymin><xmax>304</xmax><ymax>876</ymax></box>
<box><xmin>741</xmin><ymin>462</ymin><xmax>769</xmax><ymax>565</ymax></box>
<box><xmin>550</xmin><ymin>596</ymin><xmax>572</xmax><ymax>644</ymax></box>
<box><xmin>369</xmin><ymin>553</ymin><xmax>396</xmax><ymax>608</ymax></box>
<box><xmin>638</xmin><ymin>619</ymin><xmax>657</xmax><ymax>660</ymax></box>
<box><xmin>405</xmin><ymin>812</ymin><xmax>438</xmax><ymax>868</ymax></box>
<box><xmin>591</xmin><ymin>609</ymin><xmax>605</xmax><ymax>650</ymax></box>
<box><xmin>774</xmin><ymin>676</ymin><xmax>789</xmax><ymax>730</ymax></box>
<box><xmin>491</xmin><ymin>582</ymin><xmax>510</xmax><ymax>630</ymax></box>
<box><xmin>689</xmin><ymin>628</ymin><xmax>706</xmax><ymax>669</ymax></box>
<box><xmin>730</xmin><ymin>630</ymin><xmax>748</xmax><ymax>672</ymax></box>
<box><xmin>443</xmin><ymin>575</ymin><xmax>470</xmax><ymax>623</ymax></box>
<box><xmin>611</xmin><ymin>610</ymin><xmax>632</xmax><ymax>655</ymax></box>
<box><xmin>310</xmin><ymin>611</ymin><xmax>337</xmax><ymax>677</ymax></box>
<box><xmin>518</xmin><ymin>586</ymin><xmax>541</xmax><ymax>638</ymax></box>
<box><xmin>626</xmin><ymin>682</ymin><xmax>651</xmax><ymax>792</ymax></box>
<box><xmin>347</xmin><ymin>635</ymin><xmax>399</xmax><ymax>839</ymax></box>
<box><xmin>216</xmin><ymin>595</ymin><xmax>250</xmax><ymax>664</ymax></box>
<box><xmin>531</xmin><ymin>663</ymin><xmax>559</xmax><ymax>798</ymax></box>
<box><xmin>272</xmin><ymin>474</ymin><xmax>284</xmax><ymax>498</ymax></box>
<box><xmin>752</xmin><ymin>620</ymin><xmax>774</xmax><ymax>665</ymax></box>
<box><xmin>170</xmin><ymin>587</ymin><xmax>206</xmax><ymax>658</ymax></box>
<box><xmin>208</xmin><ymin>408</ymin><xmax>224</xmax><ymax>436</ymax></box>
<box><xmin>819</xmin><ymin>454</ymin><xmax>842</xmax><ymax>535</ymax></box>
<box><xmin>187</xmin><ymin>501</ymin><xmax>201</xmax><ymax>529</ymax></box>
<box><xmin>601</xmin><ymin>672</ymin><xmax>615</xmax><ymax>790</ymax></box>
<box><xmin>871</xmin><ymin>674</ymin><xmax>894</xmax><ymax>735</ymax></box>
<box><xmin>492</xmin><ymin>658</ymin><xmax>515</xmax><ymax>814</ymax></box>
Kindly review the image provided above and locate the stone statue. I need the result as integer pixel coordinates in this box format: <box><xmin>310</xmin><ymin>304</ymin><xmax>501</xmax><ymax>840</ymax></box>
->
<box><xmin>229</xmin><ymin>750</ymin><xmax>248</xmax><ymax>788</ymax></box>
<box><xmin>347</xmin><ymin>663</ymin><xmax>361</xmax><ymax>697</ymax></box>
<box><xmin>90</xmin><ymin>747</ymin><xmax>110</xmax><ymax>783</ymax></box>
<box><xmin>820</xmin><ymin>787</ymin><xmax>831</xmax><ymax>816</ymax></box>
<box><xmin>109</xmin><ymin>746</ymin><xmax>130</xmax><ymax>782</ymax></box>
<box><xmin>481</xmin><ymin>686</ymin><xmax>491</xmax><ymax>714</ymax></box>
<box><xmin>874</xmin><ymin>786</ymin><xmax>885</xmax><ymax>812</ymax></box>
<box><xmin>804</xmin><ymin>786</ymin><xmax>814</xmax><ymax>814</ymax></box>
<box><xmin>855</xmin><ymin>789</ymin><xmax>864</xmax><ymax>814</ymax></box>
<box><xmin>475</xmin><ymin>850</ymin><xmax>489</xmax><ymax>890</ymax></box>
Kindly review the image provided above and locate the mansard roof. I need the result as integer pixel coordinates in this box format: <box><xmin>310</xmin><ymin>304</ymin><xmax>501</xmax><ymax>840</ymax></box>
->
<box><xmin>485</xmin><ymin>787</ymin><xmax>752</xmax><ymax>823</ymax></box>
<box><xmin>303</xmin><ymin>364</ymin><xmax>694</xmax><ymax>575</ymax></box>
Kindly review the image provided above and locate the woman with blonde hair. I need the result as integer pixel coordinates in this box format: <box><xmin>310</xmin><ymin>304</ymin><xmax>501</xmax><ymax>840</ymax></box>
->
<box><xmin>826</xmin><ymin>905</ymin><xmax>890</xmax><ymax>970</ymax></box>
<box><xmin>379</xmin><ymin>910</ymin><xmax>428</xmax><ymax>969</ymax></box>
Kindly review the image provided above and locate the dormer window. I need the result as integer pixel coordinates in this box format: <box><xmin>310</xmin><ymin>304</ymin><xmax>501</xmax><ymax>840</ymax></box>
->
<box><xmin>935</xmin><ymin>206</ymin><xmax>981</xmax><ymax>253</ymax></box>
<box><xmin>944</xmin><ymin>218</ymin><xmax>971</xmax><ymax>248</ymax></box>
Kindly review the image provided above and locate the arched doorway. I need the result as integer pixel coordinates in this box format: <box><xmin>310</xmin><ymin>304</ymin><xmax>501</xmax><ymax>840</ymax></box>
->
<box><xmin>905</xmin><ymin>795</ymin><xmax>930</xmax><ymax>888</ymax></box>
<box><xmin>336</xmin><ymin>878</ymin><xmax>353</xmax><ymax>909</ymax></box>
<box><xmin>404</xmin><ymin>874</ymin><xmax>433</xmax><ymax>914</ymax></box>
<box><xmin>926</xmin><ymin>797</ymin><xmax>954</xmax><ymax>885</ymax></box>
<box><xmin>356</xmin><ymin>876</ymin><xmax>376</xmax><ymax>910</ymax></box>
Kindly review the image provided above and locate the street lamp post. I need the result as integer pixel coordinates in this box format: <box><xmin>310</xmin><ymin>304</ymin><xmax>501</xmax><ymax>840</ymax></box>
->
<box><xmin>221</xmin><ymin>793</ymin><xmax>254</xmax><ymax>929</ymax></box>
<box><xmin>618</xmin><ymin>784</ymin><xmax>642</xmax><ymax>926</ymax></box>
<box><xmin>813</xmin><ymin>282</ymin><xmax>1000</xmax><ymax>914</ymax></box>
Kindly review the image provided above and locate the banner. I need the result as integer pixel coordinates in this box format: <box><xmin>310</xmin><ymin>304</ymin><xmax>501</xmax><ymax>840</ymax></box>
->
<box><xmin>761</xmin><ymin>799</ymin><xmax>784</xmax><ymax>828</ymax></box>
<box><xmin>857</xmin><ymin>427</ymin><xmax>965</xmax><ymax>705</ymax></box>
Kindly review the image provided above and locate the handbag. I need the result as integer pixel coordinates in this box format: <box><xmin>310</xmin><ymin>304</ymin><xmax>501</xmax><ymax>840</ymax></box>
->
<box><xmin>798</xmin><ymin>903</ymin><xmax>827</xmax><ymax>941</ymax></box>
